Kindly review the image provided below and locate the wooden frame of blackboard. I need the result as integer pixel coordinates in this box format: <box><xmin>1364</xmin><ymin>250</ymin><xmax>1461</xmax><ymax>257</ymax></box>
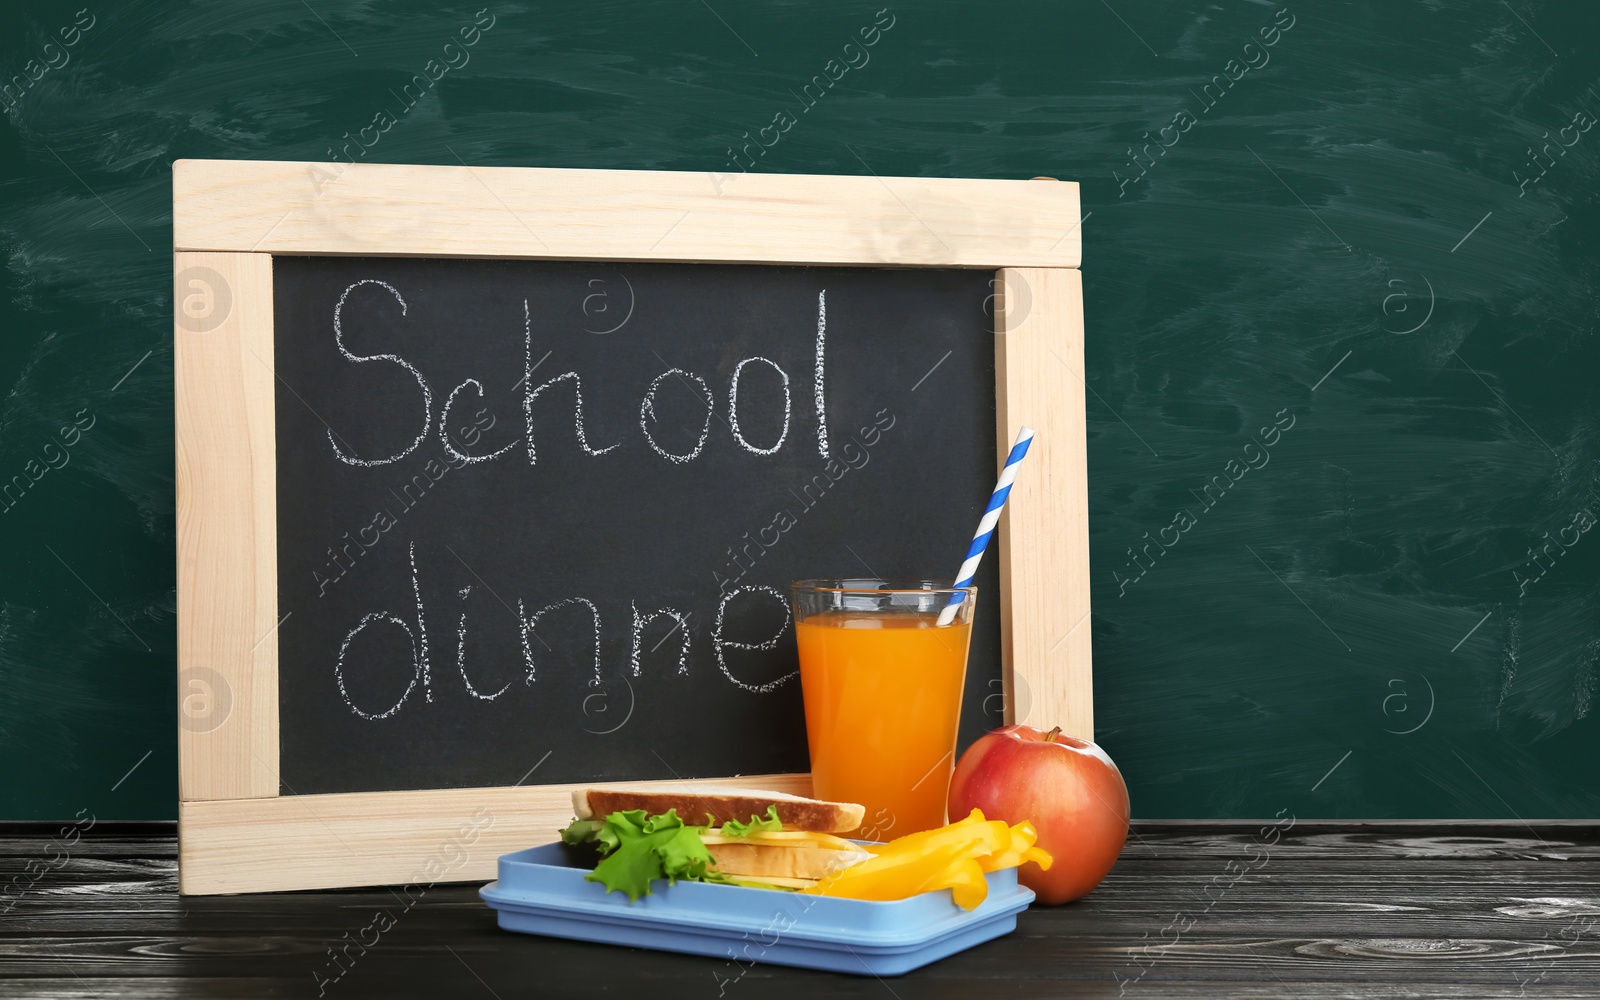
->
<box><xmin>173</xmin><ymin>159</ymin><xmax>1089</xmax><ymax>894</ymax></box>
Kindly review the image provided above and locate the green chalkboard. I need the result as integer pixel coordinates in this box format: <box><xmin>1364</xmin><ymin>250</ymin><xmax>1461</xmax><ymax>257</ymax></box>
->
<box><xmin>3</xmin><ymin>0</ymin><xmax>1598</xmax><ymax>821</ymax></box>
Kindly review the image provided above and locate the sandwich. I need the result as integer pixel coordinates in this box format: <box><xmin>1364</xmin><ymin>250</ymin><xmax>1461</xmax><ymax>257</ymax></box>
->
<box><xmin>559</xmin><ymin>785</ymin><xmax>872</xmax><ymax>899</ymax></box>
<box><xmin>573</xmin><ymin>783</ymin><xmax>865</xmax><ymax>833</ymax></box>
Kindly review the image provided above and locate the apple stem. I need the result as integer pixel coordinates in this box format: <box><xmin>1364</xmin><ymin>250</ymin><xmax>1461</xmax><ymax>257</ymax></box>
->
<box><xmin>1045</xmin><ymin>726</ymin><xmax>1062</xmax><ymax>743</ymax></box>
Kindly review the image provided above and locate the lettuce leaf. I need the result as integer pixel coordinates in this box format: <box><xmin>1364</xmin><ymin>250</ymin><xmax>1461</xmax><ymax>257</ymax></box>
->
<box><xmin>718</xmin><ymin>805</ymin><xmax>784</xmax><ymax>838</ymax></box>
<box><xmin>558</xmin><ymin>818</ymin><xmax>605</xmax><ymax>845</ymax></box>
<box><xmin>578</xmin><ymin>808</ymin><xmax>731</xmax><ymax>902</ymax></box>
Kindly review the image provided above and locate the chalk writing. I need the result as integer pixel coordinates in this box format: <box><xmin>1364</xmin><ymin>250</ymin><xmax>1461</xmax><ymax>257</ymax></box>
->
<box><xmin>640</xmin><ymin>368</ymin><xmax>715</xmax><ymax>463</ymax></box>
<box><xmin>814</xmin><ymin>290</ymin><xmax>829</xmax><ymax>457</ymax></box>
<box><xmin>713</xmin><ymin>585</ymin><xmax>794</xmax><ymax>694</ymax></box>
<box><xmin>728</xmin><ymin>357</ymin><xmax>792</xmax><ymax>455</ymax></box>
<box><xmin>330</xmin><ymin>280</ymin><xmax>432</xmax><ymax>467</ymax></box>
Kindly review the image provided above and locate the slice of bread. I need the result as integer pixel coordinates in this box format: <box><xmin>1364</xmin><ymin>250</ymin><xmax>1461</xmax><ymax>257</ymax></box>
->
<box><xmin>572</xmin><ymin>783</ymin><xmax>865</xmax><ymax>833</ymax></box>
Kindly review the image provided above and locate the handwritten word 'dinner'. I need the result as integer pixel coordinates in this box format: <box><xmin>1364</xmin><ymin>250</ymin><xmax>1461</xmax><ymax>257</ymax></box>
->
<box><xmin>334</xmin><ymin>542</ymin><xmax>795</xmax><ymax>721</ymax></box>
<box><xmin>326</xmin><ymin>282</ymin><xmax>834</xmax><ymax>469</ymax></box>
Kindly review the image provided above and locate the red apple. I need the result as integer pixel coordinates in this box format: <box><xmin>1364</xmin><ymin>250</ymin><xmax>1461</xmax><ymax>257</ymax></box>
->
<box><xmin>948</xmin><ymin>725</ymin><xmax>1129</xmax><ymax>904</ymax></box>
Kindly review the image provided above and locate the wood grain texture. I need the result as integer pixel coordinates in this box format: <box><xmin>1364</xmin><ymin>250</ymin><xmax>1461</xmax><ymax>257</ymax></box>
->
<box><xmin>174</xmin><ymin>252</ymin><xmax>279</xmax><ymax>802</ymax></box>
<box><xmin>11</xmin><ymin>825</ymin><xmax>1600</xmax><ymax>997</ymax></box>
<box><xmin>171</xmin><ymin>160</ymin><xmax>1082</xmax><ymax>268</ymax></box>
<box><xmin>995</xmin><ymin>267</ymin><xmax>1092</xmax><ymax>738</ymax></box>
<box><xmin>178</xmin><ymin>774</ymin><xmax>813</xmax><ymax>895</ymax></box>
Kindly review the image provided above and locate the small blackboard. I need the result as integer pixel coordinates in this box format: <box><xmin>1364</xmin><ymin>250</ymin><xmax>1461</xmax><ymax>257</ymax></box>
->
<box><xmin>272</xmin><ymin>258</ymin><xmax>1003</xmax><ymax>795</ymax></box>
<box><xmin>174</xmin><ymin>160</ymin><xmax>1086</xmax><ymax>893</ymax></box>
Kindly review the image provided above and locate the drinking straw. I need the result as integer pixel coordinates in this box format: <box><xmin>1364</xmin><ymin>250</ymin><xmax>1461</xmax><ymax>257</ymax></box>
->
<box><xmin>937</xmin><ymin>426</ymin><xmax>1035</xmax><ymax>626</ymax></box>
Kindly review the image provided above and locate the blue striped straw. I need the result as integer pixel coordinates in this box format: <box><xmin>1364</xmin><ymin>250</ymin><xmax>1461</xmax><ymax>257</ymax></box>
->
<box><xmin>937</xmin><ymin>426</ymin><xmax>1035</xmax><ymax>626</ymax></box>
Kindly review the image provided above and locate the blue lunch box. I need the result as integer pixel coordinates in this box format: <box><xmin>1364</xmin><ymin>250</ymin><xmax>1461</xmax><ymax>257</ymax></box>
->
<box><xmin>479</xmin><ymin>841</ymin><xmax>1034</xmax><ymax>976</ymax></box>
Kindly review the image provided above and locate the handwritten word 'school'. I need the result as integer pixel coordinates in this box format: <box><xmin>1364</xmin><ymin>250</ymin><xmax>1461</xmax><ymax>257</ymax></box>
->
<box><xmin>326</xmin><ymin>282</ymin><xmax>833</xmax><ymax>469</ymax></box>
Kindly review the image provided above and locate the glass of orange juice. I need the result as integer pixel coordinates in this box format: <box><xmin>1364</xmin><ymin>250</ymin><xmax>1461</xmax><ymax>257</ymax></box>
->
<box><xmin>791</xmin><ymin>579</ymin><xmax>977</xmax><ymax>840</ymax></box>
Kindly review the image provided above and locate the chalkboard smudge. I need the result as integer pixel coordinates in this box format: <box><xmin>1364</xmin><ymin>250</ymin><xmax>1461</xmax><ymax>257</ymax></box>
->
<box><xmin>309</xmin><ymin>9</ymin><xmax>496</xmax><ymax>187</ymax></box>
<box><xmin>1382</xmin><ymin>675</ymin><xmax>1435</xmax><ymax>735</ymax></box>
<box><xmin>1380</xmin><ymin>275</ymin><xmax>1434</xmax><ymax>336</ymax></box>
<box><xmin>0</xmin><ymin>9</ymin><xmax>96</xmax><ymax>114</ymax></box>
<box><xmin>0</xmin><ymin>408</ymin><xmax>96</xmax><ymax>516</ymax></box>
<box><xmin>708</xmin><ymin>10</ymin><xmax>896</xmax><ymax>195</ymax></box>
<box><xmin>1451</xmin><ymin>610</ymin><xmax>1495</xmax><ymax>653</ymax></box>
<box><xmin>1247</xmin><ymin>544</ymin><xmax>1350</xmax><ymax>652</ymax></box>
<box><xmin>1310</xmin><ymin>351</ymin><xmax>1352</xmax><ymax>391</ymax></box>
<box><xmin>1115</xmin><ymin>409</ymin><xmax>1297</xmax><ymax>597</ymax></box>
<box><xmin>1513</xmin><ymin>92</ymin><xmax>1599</xmax><ymax>198</ymax></box>
<box><xmin>1450</xmin><ymin>350</ymin><xmax>1558</xmax><ymax>457</ymax></box>
<box><xmin>1512</xmin><ymin>501</ymin><xmax>1596</xmax><ymax>597</ymax></box>
<box><xmin>42</xmin><ymin>542</ymin><xmax>150</xmax><ymax>653</ymax></box>
<box><xmin>1114</xmin><ymin>7</ymin><xmax>1296</xmax><ymax>198</ymax></box>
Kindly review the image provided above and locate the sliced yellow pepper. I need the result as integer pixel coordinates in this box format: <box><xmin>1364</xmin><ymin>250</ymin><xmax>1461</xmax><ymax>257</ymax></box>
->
<box><xmin>800</xmin><ymin>808</ymin><xmax>1053</xmax><ymax>910</ymax></box>
<box><xmin>860</xmin><ymin>809</ymin><xmax>1000</xmax><ymax>856</ymax></box>
<box><xmin>974</xmin><ymin>819</ymin><xmax>1054</xmax><ymax>873</ymax></box>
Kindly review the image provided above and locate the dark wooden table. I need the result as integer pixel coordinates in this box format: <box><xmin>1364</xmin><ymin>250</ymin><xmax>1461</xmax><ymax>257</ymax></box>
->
<box><xmin>5</xmin><ymin>822</ymin><xmax>1600</xmax><ymax>998</ymax></box>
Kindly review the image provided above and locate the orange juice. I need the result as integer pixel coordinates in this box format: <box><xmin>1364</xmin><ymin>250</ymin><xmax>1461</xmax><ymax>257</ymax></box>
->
<box><xmin>795</xmin><ymin>613</ymin><xmax>973</xmax><ymax>839</ymax></box>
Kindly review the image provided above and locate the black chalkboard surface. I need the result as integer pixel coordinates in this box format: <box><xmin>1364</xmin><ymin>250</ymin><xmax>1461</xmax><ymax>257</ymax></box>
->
<box><xmin>273</xmin><ymin>258</ymin><xmax>1002</xmax><ymax>795</ymax></box>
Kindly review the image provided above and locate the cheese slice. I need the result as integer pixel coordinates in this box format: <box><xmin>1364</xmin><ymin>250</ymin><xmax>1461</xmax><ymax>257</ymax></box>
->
<box><xmin>706</xmin><ymin>841</ymin><xmax>872</xmax><ymax>880</ymax></box>
<box><xmin>702</xmin><ymin>830</ymin><xmax>859</xmax><ymax>852</ymax></box>
<box><xmin>727</xmin><ymin>874</ymin><xmax>819</xmax><ymax>890</ymax></box>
